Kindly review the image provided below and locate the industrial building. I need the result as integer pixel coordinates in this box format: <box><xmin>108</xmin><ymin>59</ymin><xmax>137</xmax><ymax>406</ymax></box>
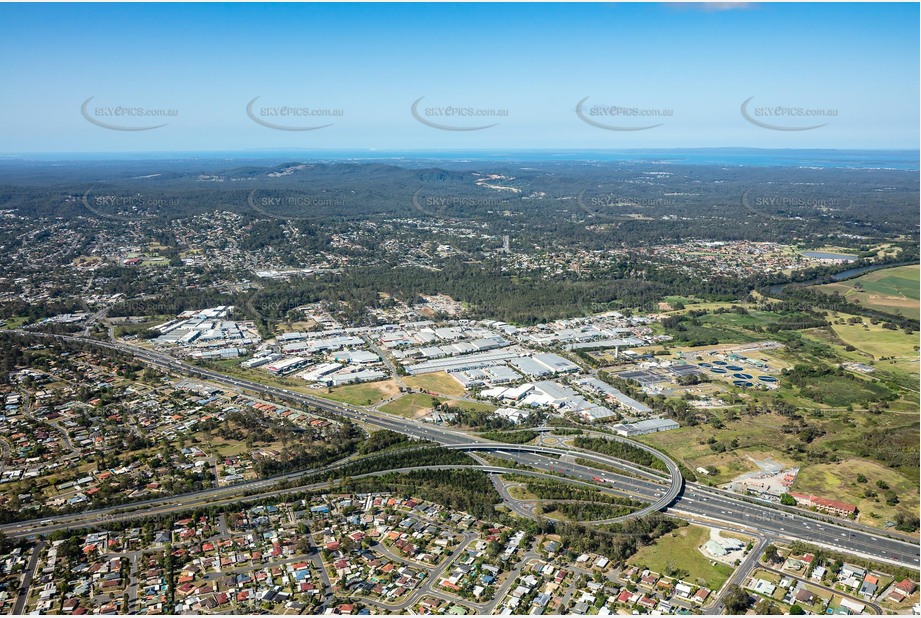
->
<box><xmin>573</xmin><ymin>377</ymin><xmax>652</xmax><ymax>415</ymax></box>
<box><xmin>610</xmin><ymin>418</ymin><xmax>679</xmax><ymax>437</ymax></box>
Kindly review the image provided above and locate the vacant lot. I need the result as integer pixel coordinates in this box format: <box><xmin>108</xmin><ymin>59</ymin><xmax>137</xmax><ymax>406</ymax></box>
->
<box><xmin>444</xmin><ymin>399</ymin><xmax>496</xmax><ymax>413</ymax></box>
<box><xmin>321</xmin><ymin>379</ymin><xmax>400</xmax><ymax>406</ymax></box>
<box><xmin>627</xmin><ymin>525</ymin><xmax>734</xmax><ymax>589</ymax></box>
<box><xmin>638</xmin><ymin>414</ymin><xmax>796</xmax><ymax>484</ymax></box>
<box><xmin>379</xmin><ymin>393</ymin><xmax>441</xmax><ymax>418</ymax></box>
<box><xmin>404</xmin><ymin>371</ymin><xmax>466</xmax><ymax>397</ymax></box>
<box><xmin>817</xmin><ymin>265</ymin><xmax>920</xmax><ymax>319</ymax></box>
<box><xmin>793</xmin><ymin>458</ymin><xmax>919</xmax><ymax>528</ymax></box>
<box><xmin>794</xmin><ymin>372</ymin><xmax>894</xmax><ymax>408</ymax></box>
<box><xmin>831</xmin><ymin>318</ymin><xmax>918</xmax><ymax>369</ymax></box>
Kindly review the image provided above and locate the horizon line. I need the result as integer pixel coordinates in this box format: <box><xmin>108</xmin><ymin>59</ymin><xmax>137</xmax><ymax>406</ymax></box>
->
<box><xmin>2</xmin><ymin>146</ymin><xmax>919</xmax><ymax>158</ymax></box>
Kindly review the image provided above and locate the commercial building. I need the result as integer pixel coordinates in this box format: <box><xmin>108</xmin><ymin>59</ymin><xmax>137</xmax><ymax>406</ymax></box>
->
<box><xmin>573</xmin><ymin>377</ymin><xmax>652</xmax><ymax>415</ymax></box>
<box><xmin>332</xmin><ymin>350</ymin><xmax>380</xmax><ymax>364</ymax></box>
<box><xmin>265</xmin><ymin>357</ymin><xmax>310</xmax><ymax>376</ymax></box>
<box><xmin>610</xmin><ymin>418</ymin><xmax>679</xmax><ymax>437</ymax></box>
<box><xmin>789</xmin><ymin>493</ymin><xmax>858</xmax><ymax>517</ymax></box>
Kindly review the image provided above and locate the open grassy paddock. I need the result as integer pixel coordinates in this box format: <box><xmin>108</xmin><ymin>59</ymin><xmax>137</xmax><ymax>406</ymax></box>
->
<box><xmin>627</xmin><ymin>525</ymin><xmax>735</xmax><ymax>590</ymax></box>
<box><xmin>792</xmin><ymin>458</ymin><xmax>920</xmax><ymax>528</ymax></box>
<box><xmin>321</xmin><ymin>379</ymin><xmax>401</xmax><ymax>406</ymax></box>
<box><xmin>378</xmin><ymin>392</ymin><xmax>441</xmax><ymax>418</ymax></box>
<box><xmin>403</xmin><ymin>371</ymin><xmax>466</xmax><ymax>397</ymax></box>
<box><xmin>814</xmin><ymin>265</ymin><xmax>920</xmax><ymax>320</ymax></box>
<box><xmin>830</xmin><ymin>316</ymin><xmax>919</xmax><ymax>368</ymax></box>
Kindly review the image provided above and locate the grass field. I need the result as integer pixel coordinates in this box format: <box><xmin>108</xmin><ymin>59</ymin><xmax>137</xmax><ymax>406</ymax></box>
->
<box><xmin>638</xmin><ymin>415</ymin><xmax>797</xmax><ymax>484</ymax></box>
<box><xmin>379</xmin><ymin>393</ymin><xmax>441</xmax><ymax>418</ymax></box>
<box><xmin>792</xmin><ymin>458</ymin><xmax>920</xmax><ymax>528</ymax></box>
<box><xmin>378</xmin><ymin>391</ymin><xmax>493</xmax><ymax>418</ymax></box>
<box><xmin>794</xmin><ymin>372</ymin><xmax>894</xmax><ymax>408</ymax></box>
<box><xmin>798</xmin><ymin>327</ymin><xmax>919</xmax><ymax>404</ymax></box>
<box><xmin>830</xmin><ymin>317</ymin><xmax>919</xmax><ymax>369</ymax></box>
<box><xmin>506</xmin><ymin>485</ymin><xmax>538</xmax><ymax>501</ymax></box>
<box><xmin>627</xmin><ymin>525</ymin><xmax>734</xmax><ymax>589</ymax></box>
<box><xmin>321</xmin><ymin>379</ymin><xmax>400</xmax><ymax>406</ymax></box>
<box><xmin>816</xmin><ymin>265</ymin><xmax>920</xmax><ymax>319</ymax></box>
<box><xmin>403</xmin><ymin>371</ymin><xmax>466</xmax><ymax>397</ymax></box>
<box><xmin>445</xmin><ymin>399</ymin><xmax>496</xmax><ymax>413</ymax></box>
<box><xmin>639</xmin><ymin>401</ymin><xmax>919</xmax><ymax>487</ymax></box>
<box><xmin>0</xmin><ymin>316</ymin><xmax>30</xmax><ymax>329</ymax></box>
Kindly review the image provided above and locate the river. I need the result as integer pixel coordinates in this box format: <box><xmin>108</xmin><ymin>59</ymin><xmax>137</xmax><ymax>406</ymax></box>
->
<box><xmin>767</xmin><ymin>261</ymin><xmax>919</xmax><ymax>296</ymax></box>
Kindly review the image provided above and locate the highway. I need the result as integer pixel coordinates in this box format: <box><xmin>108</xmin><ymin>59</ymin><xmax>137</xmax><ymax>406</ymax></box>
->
<box><xmin>481</xmin><ymin>448</ymin><xmax>919</xmax><ymax>568</ymax></box>
<box><xmin>0</xmin><ymin>463</ymin><xmax>656</xmax><ymax>538</ymax></box>
<box><xmin>14</xmin><ymin>331</ymin><xmax>921</xmax><ymax>570</ymax></box>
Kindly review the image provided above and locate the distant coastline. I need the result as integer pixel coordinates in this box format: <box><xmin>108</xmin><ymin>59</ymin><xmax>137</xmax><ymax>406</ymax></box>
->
<box><xmin>1</xmin><ymin>148</ymin><xmax>918</xmax><ymax>171</ymax></box>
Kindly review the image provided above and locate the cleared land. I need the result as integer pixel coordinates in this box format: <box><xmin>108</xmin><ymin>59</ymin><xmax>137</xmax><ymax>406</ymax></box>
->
<box><xmin>320</xmin><ymin>379</ymin><xmax>400</xmax><ymax>406</ymax></box>
<box><xmin>639</xmin><ymin>403</ymin><xmax>919</xmax><ymax>524</ymax></box>
<box><xmin>378</xmin><ymin>392</ymin><xmax>494</xmax><ymax>418</ymax></box>
<box><xmin>637</xmin><ymin>415</ymin><xmax>798</xmax><ymax>485</ymax></box>
<box><xmin>403</xmin><ymin>371</ymin><xmax>466</xmax><ymax>397</ymax></box>
<box><xmin>830</xmin><ymin>317</ymin><xmax>919</xmax><ymax>370</ymax></box>
<box><xmin>0</xmin><ymin>317</ymin><xmax>30</xmax><ymax>329</ymax></box>
<box><xmin>792</xmin><ymin>459</ymin><xmax>920</xmax><ymax>529</ymax></box>
<box><xmin>444</xmin><ymin>399</ymin><xmax>496</xmax><ymax>413</ymax></box>
<box><xmin>815</xmin><ymin>265</ymin><xmax>920</xmax><ymax>320</ymax></box>
<box><xmin>379</xmin><ymin>392</ymin><xmax>441</xmax><ymax>418</ymax></box>
<box><xmin>627</xmin><ymin>525</ymin><xmax>734</xmax><ymax>589</ymax></box>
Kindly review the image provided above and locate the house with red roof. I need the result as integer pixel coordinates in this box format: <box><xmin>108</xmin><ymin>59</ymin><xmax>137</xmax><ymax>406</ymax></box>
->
<box><xmin>637</xmin><ymin>595</ymin><xmax>657</xmax><ymax>610</ymax></box>
<box><xmin>789</xmin><ymin>493</ymin><xmax>857</xmax><ymax>517</ymax></box>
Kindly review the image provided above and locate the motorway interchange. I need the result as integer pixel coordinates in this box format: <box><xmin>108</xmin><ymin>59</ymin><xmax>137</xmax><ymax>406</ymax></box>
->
<box><xmin>9</xmin><ymin>332</ymin><xmax>920</xmax><ymax>577</ymax></box>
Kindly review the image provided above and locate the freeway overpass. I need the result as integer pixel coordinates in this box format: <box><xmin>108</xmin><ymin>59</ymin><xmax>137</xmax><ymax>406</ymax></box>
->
<box><xmin>13</xmin><ymin>331</ymin><xmax>921</xmax><ymax>569</ymax></box>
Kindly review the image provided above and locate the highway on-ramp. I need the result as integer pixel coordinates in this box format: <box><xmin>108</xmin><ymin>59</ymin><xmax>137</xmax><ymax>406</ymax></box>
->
<box><xmin>13</xmin><ymin>332</ymin><xmax>921</xmax><ymax>570</ymax></box>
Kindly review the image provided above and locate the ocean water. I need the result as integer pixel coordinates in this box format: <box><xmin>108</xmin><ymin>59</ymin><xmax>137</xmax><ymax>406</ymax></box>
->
<box><xmin>250</xmin><ymin>149</ymin><xmax>921</xmax><ymax>170</ymax></box>
<box><xmin>7</xmin><ymin>149</ymin><xmax>919</xmax><ymax>171</ymax></box>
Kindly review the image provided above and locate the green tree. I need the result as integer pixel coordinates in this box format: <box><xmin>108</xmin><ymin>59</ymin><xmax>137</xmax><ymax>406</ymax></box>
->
<box><xmin>723</xmin><ymin>584</ymin><xmax>751</xmax><ymax>614</ymax></box>
<box><xmin>762</xmin><ymin>544</ymin><xmax>780</xmax><ymax>564</ymax></box>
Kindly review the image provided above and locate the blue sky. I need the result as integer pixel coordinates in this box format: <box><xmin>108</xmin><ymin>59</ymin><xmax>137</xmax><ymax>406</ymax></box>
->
<box><xmin>0</xmin><ymin>2</ymin><xmax>918</xmax><ymax>153</ymax></box>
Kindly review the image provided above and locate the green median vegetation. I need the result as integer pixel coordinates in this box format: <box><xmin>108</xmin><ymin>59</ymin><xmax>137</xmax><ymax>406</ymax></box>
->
<box><xmin>573</xmin><ymin>436</ymin><xmax>668</xmax><ymax>473</ymax></box>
